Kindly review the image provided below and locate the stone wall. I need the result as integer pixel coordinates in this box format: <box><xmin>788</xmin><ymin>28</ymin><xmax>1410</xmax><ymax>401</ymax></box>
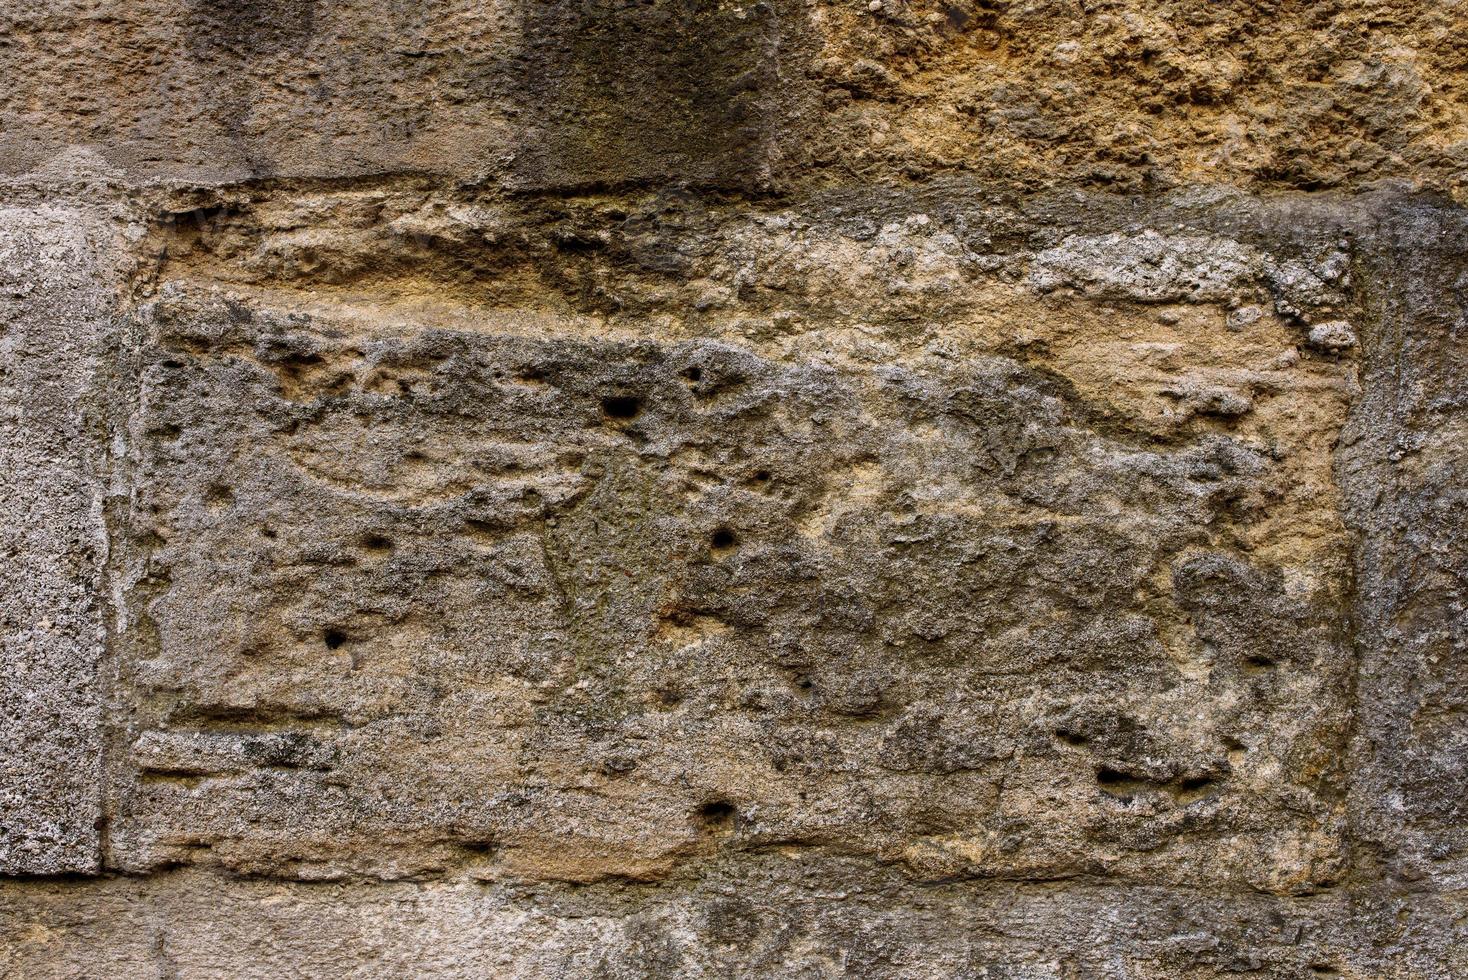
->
<box><xmin>1</xmin><ymin>2</ymin><xmax>1464</xmax><ymax>977</ymax></box>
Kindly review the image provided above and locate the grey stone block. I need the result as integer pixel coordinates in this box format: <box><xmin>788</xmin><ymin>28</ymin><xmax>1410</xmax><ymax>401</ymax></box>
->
<box><xmin>0</xmin><ymin>206</ymin><xmax>116</xmax><ymax>875</ymax></box>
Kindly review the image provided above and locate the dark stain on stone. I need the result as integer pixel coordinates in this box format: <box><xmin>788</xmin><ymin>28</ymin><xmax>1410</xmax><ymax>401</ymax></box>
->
<box><xmin>507</xmin><ymin>0</ymin><xmax>788</xmax><ymax>190</ymax></box>
<box><xmin>187</xmin><ymin>0</ymin><xmax>318</xmax><ymax>58</ymax></box>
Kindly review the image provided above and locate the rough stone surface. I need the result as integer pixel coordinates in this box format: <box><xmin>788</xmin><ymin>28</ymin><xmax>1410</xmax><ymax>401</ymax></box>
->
<box><xmin>0</xmin><ymin>3</ymin><xmax>1466</xmax><ymax>978</ymax></box>
<box><xmin>0</xmin><ymin>205</ymin><xmax>120</xmax><ymax>875</ymax></box>
<box><xmin>5</xmin><ymin>1</ymin><xmax>1468</xmax><ymax>196</ymax></box>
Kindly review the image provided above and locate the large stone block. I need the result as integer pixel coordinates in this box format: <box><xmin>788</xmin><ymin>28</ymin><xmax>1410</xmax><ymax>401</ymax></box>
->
<box><xmin>1341</xmin><ymin>198</ymin><xmax>1468</xmax><ymax>889</ymax></box>
<box><xmin>95</xmin><ymin>190</ymin><xmax>1363</xmax><ymax>895</ymax></box>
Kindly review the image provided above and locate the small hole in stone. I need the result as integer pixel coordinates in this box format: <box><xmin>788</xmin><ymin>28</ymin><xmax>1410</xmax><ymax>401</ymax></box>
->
<box><xmin>710</xmin><ymin>528</ymin><xmax>737</xmax><ymax>551</ymax></box>
<box><xmin>795</xmin><ymin>676</ymin><xmax>814</xmax><ymax>691</ymax></box>
<box><xmin>260</xmin><ymin>526</ymin><xmax>277</xmax><ymax>539</ymax></box>
<box><xmin>682</xmin><ymin>365</ymin><xmax>703</xmax><ymax>383</ymax></box>
<box><xmin>1244</xmin><ymin>654</ymin><xmax>1276</xmax><ymax>671</ymax></box>
<box><xmin>1056</xmin><ymin>729</ymin><xmax>1088</xmax><ymax>747</ymax></box>
<box><xmin>600</xmin><ymin>395</ymin><xmax>642</xmax><ymax>420</ymax></box>
<box><xmin>323</xmin><ymin>629</ymin><xmax>347</xmax><ymax>650</ymax></box>
<box><xmin>1180</xmin><ymin>775</ymin><xmax>1214</xmax><ymax>794</ymax></box>
<box><xmin>752</xmin><ymin>469</ymin><xmax>771</xmax><ymax>483</ymax></box>
<box><xmin>695</xmin><ymin>800</ymin><xmax>736</xmax><ymax>827</ymax></box>
<box><xmin>360</xmin><ymin>534</ymin><xmax>394</xmax><ymax>552</ymax></box>
<box><xmin>204</xmin><ymin>484</ymin><xmax>233</xmax><ymax>509</ymax></box>
<box><xmin>1095</xmin><ymin>766</ymin><xmax>1130</xmax><ymax>785</ymax></box>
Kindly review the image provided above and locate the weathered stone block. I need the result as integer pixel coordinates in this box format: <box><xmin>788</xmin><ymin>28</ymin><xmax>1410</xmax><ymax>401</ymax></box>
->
<box><xmin>0</xmin><ymin>206</ymin><xmax>116</xmax><ymax>875</ymax></box>
<box><xmin>96</xmin><ymin>191</ymin><xmax>1362</xmax><ymax>894</ymax></box>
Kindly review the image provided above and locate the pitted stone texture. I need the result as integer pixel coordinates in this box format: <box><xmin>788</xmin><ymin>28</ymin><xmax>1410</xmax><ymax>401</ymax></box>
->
<box><xmin>102</xmin><ymin>279</ymin><xmax>1356</xmax><ymax>891</ymax></box>
<box><xmin>0</xmin><ymin>206</ymin><xmax>116</xmax><ymax>874</ymax></box>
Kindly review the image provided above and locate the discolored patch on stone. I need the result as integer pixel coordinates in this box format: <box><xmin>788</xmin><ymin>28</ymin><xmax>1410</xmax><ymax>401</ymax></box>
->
<box><xmin>504</xmin><ymin>0</ymin><xmax>794</xmax><ymax>191</ymax></box>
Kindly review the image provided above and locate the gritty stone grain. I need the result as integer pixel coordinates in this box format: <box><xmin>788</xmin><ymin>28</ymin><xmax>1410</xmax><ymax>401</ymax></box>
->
<box><xmin>0</xmin><ymin>3</ymin><xmax>1465</xmax><ymax>978</ymax></box>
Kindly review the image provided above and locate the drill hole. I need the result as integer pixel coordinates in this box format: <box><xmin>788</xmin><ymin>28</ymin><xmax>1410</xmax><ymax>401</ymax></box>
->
<box><xmin>600</xmin><ymin>395</ymin><xmax>642</xmax><ymax>421</ymax></box>
<box><xmin>695</xmin><ymin>800</ymin><xmax>736</xmax><ymax>830</ymax></box>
